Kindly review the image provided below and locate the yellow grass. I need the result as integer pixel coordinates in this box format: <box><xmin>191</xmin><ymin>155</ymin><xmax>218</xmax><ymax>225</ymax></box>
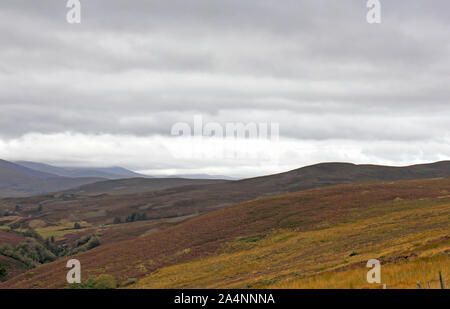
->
<box><xmin>35</xmin><ymin>220</ymin><xmax>92</xmax><ymax>240</ymax></box>
<box><xmin>131</xmin><ymin>201</ymin><xmax>450</xmax><ymax>289</ymax></box>
<box><xmin>277</xmin><ymin>255</ymin><xmax>449</xmax><ymax>289</ymax></box>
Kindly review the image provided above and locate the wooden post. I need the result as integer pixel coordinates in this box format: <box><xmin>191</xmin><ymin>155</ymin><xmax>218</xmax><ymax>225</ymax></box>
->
<box><xmin>439</xmin><ymin>271</ymin><xmax>445</xmax><ymax>289</ymax></box>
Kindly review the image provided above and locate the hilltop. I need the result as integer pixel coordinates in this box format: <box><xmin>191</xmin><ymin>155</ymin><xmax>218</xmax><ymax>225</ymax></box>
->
<box><xmin>0</xmin><ymin>159</ymin><xmax>104</xmax><ymax>197</ymax></box>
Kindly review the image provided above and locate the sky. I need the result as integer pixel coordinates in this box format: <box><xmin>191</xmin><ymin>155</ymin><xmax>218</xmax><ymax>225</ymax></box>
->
<box><xmin>0</xmin><ymin>0</ymin><xmax>449</xmax><ymax>178</ymax></box>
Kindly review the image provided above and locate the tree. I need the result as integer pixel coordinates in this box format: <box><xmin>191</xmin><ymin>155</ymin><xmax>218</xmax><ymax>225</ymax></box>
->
<box><xmin>74</xmin><ymin>222</ymin><xmax>81</xmax><ymax>229</ymax></box>
<box><xmin>38</xmin><ymin>205</ymin><xmax>43</xmax><ymax>212</ymax></box>
<box><xmin>0</xmin><ymin>264</ymin><xmax>7</xmax><ymax>281</ymax></box>
<box><xmin>113</xmin><ymin>217</ymin><xmax>121</xmax><ymax>224</ymax></box>
<box><xmin>125</xmin><ymin>212</ymin><xmax>148</xmax><ymax>223</ymax></box>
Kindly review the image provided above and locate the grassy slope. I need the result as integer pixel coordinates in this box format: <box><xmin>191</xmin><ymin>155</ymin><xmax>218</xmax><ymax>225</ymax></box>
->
<box><xmin>1</xmin><ymin>178</ymin><xmax>449</xmax><ymax>289</ymax></box>
<box><xmin>133</xmin><ymin>198</ymin><xmax>449</xmax><ymax>289</ymax></box>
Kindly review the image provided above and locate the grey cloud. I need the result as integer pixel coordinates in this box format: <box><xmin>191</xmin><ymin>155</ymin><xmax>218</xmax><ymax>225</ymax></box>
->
<box><xmin>0</xmin><ymin>0</ymin><xmax>449</xmax><ymax>175</ymax></box>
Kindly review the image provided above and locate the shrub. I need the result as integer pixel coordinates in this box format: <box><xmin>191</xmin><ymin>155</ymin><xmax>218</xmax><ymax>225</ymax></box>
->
<box><xmin>119</xmin><ymin>278</ymin><xmax>138</xmax><ymax>287</ymax></box>
<box><xmin>69</xmin><ymin>235</ymin><xmax>101</xmax><ymax>255</ymax></box>
<box><xmin>86</xmin><ymin>236</ymin><xmax>100</xmax><ymax>250</ymax></box>
<box><xmin>0</xmin><ymin>264</ymin><xmax>7</xmax><ymax>281</ymax></box>
<box><xmin>125</xmin><ymin>212</ymin><xmax>148</xmax><ymax>223</ymax></box>
<box><xmin>94</xmin><ymin>274</ymin><xmax>117</xmax><ymax>289</ymax></box>
<box><xmin>1</xmin><ymin>237</ymin><xmax>57</xmax><ymax>268</ymax></box>
<box><xmin>72</xmin><ymin>274</ymin><xmax>116</xmax><ymax>289</ymax></box>
<box><xmin>74</xmin><ymin>222</ymin><xmax>81</xmax><ymax>229</ymax></box>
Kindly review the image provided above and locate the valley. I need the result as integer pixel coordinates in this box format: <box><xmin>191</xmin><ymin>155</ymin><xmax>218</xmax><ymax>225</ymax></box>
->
<box><xmin>0</xmin><ymin>159</ymin><xmax>449</xmax><ymax>289</ymax></box>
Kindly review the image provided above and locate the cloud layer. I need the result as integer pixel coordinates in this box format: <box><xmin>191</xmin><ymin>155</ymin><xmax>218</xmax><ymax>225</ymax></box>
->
<box><xmin>0</xmin><ymin>1</ymin><xmax>449</xmax><ymax>177</ymax></box>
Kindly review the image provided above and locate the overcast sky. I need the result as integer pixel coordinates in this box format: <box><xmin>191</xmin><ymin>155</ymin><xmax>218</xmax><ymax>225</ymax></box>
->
<box><xmin>0</xmin><ymin>0</ymin><xmax>449</xmax><ymax>177</ymax></box>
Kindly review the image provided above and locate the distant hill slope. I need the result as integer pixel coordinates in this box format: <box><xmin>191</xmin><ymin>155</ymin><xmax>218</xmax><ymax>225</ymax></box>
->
<box><xmin>65</xmin><ymin>177</ymin><xmax>230</xmax><ymax>195</ymax></box>
<box><xmin>15</xmin><ymin>161</ymin><xmax>150</xmax><ymax>179</ymax></box>
<box><xmin>0</xmin><ymin>159</ymin><xmax>105</xmax><ymax>197</ymax></box>
<box><xmin>0</xmin><ymin>160</ymin><xmax>56</xmax><ymax>180</ymax></box>
<box><xmin>165</xmin><ymin>174</ymin><xmax>238</xmax><ymax>180</ymax></box>
<box><xmin>237</xmin><ymin>161</ymin><xmax>450</xmax><ymax>193</ymax></box>
<box><xmin>3</xmin><ymin>177</ymin><xmax>449</xmax><ymax>288</ymax></box>
<box><xmin>1</xmin><ymin>161</ymin><xmax>449</xmax><ymax>225</ymax></box>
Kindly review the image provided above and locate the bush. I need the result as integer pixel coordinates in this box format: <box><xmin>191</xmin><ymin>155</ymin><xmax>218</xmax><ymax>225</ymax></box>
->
<box><xmin>85</xmin><ymin>236</ymin><xmax>100</xmax><ymax>250</ymax></box>
<box><xmin>113</xmin><ymin>217</ymin><xmax>121</xmax><ymax>224</ymax></box>
<box><xmin>0</xmin><ymin>264</ymin><xmax>7</xmax><ymax>281</ymax></box>
<box><xmin>94</xmin><ymin>274</ymin><xmax>117</xmax><ymax>289</ymax></box>
<box><xmin>69</xmin><ymin>235</ymin><xmax>101</xmax><ymax>255</ymax></box>
<box><xmin>0</xmin><ymin>239</ymin><xmax>56</xmax><ymax>269</ymax></box>
<box><xmin>72</xmin><ymin>274</ymin><xmax>116</xmax><ymax>289</ymax></box>
<box><xmin>125</xmin><ymin>212</ymin><xmax>148</xmax><ymax>223</ymax></box>
<box><xmin>74</xmin><ymin>222</ymin><xmax>81</xmax><ymax>229</ymax></box>
<box><xmin>23</xmin><ymin>228</ymin><xmax>44</xmax><ymax>242</ymax></box>
<box><xmin>119</xmin><ymin>278</ymin><xmax>138</xmax><ymax>287</ymax></box>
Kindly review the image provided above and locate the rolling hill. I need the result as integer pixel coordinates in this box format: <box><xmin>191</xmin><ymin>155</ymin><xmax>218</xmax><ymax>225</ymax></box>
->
<box><xmin>65</xmin><ymin>177</ymin><xmax>229</xmax><ymax>195</ymax></box>
<box><xmin>1</xmin><ymin>161</ymin><xmax>449</xmax><ymax>287</ymax></box>
<box><xmin>1</xmin><ymin>177</ymin><xmax>448</xmax><ymax>289</ymax></box>
<box><xmin>15</xmin><ymin>161</ymin><xmax>150</xmax><ymax>179</ymax></box>
<box><xmin>0</xmin><ymin>159</ymin><xmax>105</xmax><ymax>197</ymax></box>
<box><xmin>1</xmin><ymin>161</ymin><xmax>450</xmax><ymax>231</ymax></box>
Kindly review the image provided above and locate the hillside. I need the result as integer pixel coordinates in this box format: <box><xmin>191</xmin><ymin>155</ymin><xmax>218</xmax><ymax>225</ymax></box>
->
<box><xmin>0</xmin><ymin>160</ymin><xmax>441</xmax><ymax>230</ymax></box>
<box><xmin>1</xmin><ymin>161</ymin><xmax>449</xmax><ymax>246</ymax></box>
<box><xmin>2</xmin><ymin>177</ymin><xmax>449</xmax><ymax>289</ymax></box>
<box><xmin>236</xmin><ymin>161</ymin><xmax>450</xmax><ymax>194</ymax></box>
<box><xmin>1</xmin><ymin>161</ymin><xmax>449</xmax><ymax>286</ymax></box>
<box><xmin>15</xmin><ymin>161</ymin><xmax>149</xmax><ymax>179</ymax></box>
<box><xmin>0</xmin><ymin>160</ymin><xmax>105</xmax><ymax>197</ymax></box>
<box><xmin>65</xmin><ymin>177</ymin><xmax>229</xmax><ymax>195</ymax></box>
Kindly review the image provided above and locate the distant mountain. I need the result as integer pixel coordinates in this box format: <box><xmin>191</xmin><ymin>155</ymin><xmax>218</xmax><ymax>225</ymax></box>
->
<box><xmin>15</xmin><ymin>161</ymin><xmax>150</xmax><ymax>180</ymax></box>
<box><xmin>86</xmin><ymin>167</ymin><xmax>151</xmax><ymax>178</ymax></box>
<box><xmin>0</xmin><ymin>159</ymin><xmax>104</xmax><ymax>197</ymax></box>
<box><xmin>0</xmin><ymin>160</ymin><xmax>56</xmax><ymax>180</ymax></box>
<box><xmin>162</xmin><ymin>174</ymin><xmax>237</xmax><ymax>180</ymax></box>
<box><xmin>7</xmin><ymin>160</ymin><xmax>450</xmax><ymax>198</ymax></box>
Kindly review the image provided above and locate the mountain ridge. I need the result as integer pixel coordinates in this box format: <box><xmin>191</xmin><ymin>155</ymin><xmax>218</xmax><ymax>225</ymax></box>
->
<box><xmin>14</xmin><ymin>161</ymin><xmax>150</xmax><ymax>179</ymax></box>
<box><xmin>0</xmin><ymin>159</ymin><xmax>105</xmax><ymax>197</ymax></box>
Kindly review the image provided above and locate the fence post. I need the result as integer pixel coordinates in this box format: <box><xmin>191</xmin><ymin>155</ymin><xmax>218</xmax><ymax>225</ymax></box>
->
<box><xmin>439</xmin><ymin>271</ymin><xmax>445</xmax><ymax>289</ymax></box>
